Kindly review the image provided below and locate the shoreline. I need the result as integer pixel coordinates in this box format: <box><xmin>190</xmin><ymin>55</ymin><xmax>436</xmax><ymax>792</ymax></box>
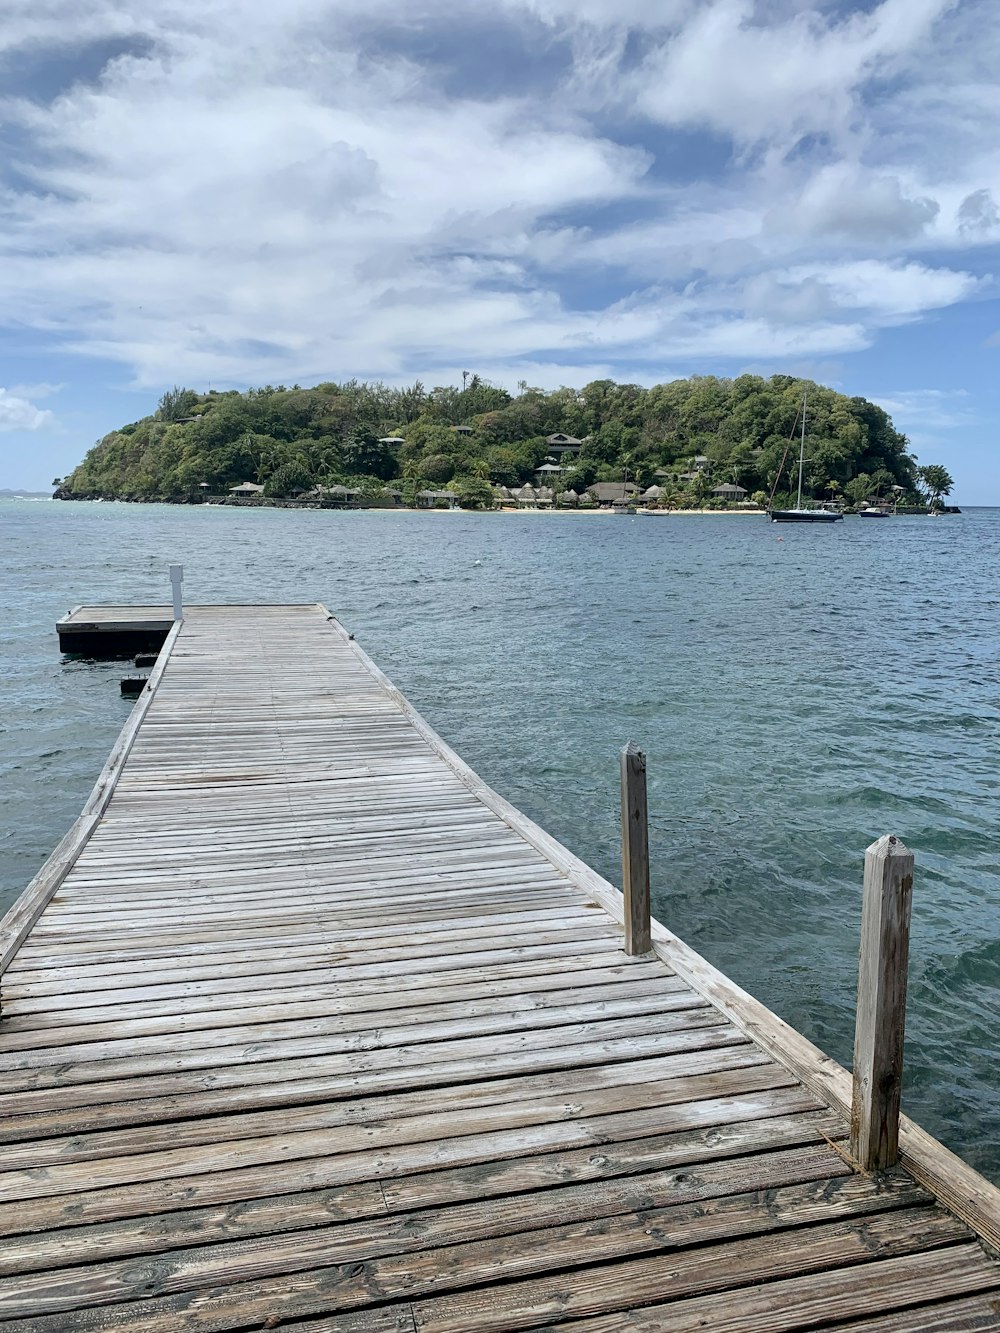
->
<box><xmin>494</xmin><ymin>506</ymin><xmax>767</xmax><ymax>516</ymax></box>
<box><xmin>39</xmin><ymin>498</ymin><xmax>955</xmax><ymax>516</ymax></box>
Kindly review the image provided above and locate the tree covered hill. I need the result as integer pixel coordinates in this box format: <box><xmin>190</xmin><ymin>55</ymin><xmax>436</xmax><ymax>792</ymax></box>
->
<box><xmin>55</xmin><ymin>373</ymin><xmax>948</xmax><ymax>507</ymax></box>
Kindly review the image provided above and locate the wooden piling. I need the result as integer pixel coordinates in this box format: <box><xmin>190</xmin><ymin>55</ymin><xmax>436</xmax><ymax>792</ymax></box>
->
<box><xmin>620</xmin><ymin>742</ymin><xmax>651</xmax><ymax>956</ymax></box>
<box><xmin>170</xmin><ymin>564</ymin><xmax>184</xmax><ymax>620</ymax></box>
<box><xmin>851</xmin><ymin>833</ymin><xmax>915</xmax><ymax>1172</ymax></box>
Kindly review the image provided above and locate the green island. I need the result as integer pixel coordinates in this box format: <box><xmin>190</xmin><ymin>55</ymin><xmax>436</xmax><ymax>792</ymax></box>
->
<box><xmin>54</xmin><ymin>374</ymin><xmax>955</xmax><ymax>512</ymax></box>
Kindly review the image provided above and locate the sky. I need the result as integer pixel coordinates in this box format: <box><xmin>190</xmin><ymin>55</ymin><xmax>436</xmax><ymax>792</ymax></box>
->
<box><xmin>0</xmin><ymin>0</ymin><xmax>998</xmax><ymax>499</ymax></box>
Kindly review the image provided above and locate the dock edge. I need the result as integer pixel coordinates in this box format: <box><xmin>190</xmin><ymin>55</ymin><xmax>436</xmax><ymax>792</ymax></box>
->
<box><xmin>0</xmin><ymin>619</ymin><xmax>183</xmax><ymax>981</ymax></box>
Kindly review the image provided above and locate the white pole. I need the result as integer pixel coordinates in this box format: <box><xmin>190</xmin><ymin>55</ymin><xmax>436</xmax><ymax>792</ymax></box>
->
<box><xmin>169</xmin><ymin>565</ymin><xmax>184</xmax><ymax>620</ymax></box>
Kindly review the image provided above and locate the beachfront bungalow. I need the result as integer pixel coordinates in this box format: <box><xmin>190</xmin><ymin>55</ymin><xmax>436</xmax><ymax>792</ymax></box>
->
<box><xmin>318</xmin><ymin>484</ymin><xmax>359</xmax><ymax>502</ymax></box>
<box><xmin>587</xmin><ymin>481</ymin><xmax>637</xmax><ymax>507</ymax></box>
<box><xmin>416</xmin><ymin>489</ymin><xmax>459</xmax><ymax>510</ymax></box>
<box><xmin>229</xmin><ymin>481</ymin><xmax>264</xmax><ymax>496</ymax></box>
<box><xmin>514</xmin><ymin>484</ymin><xmax>539</xmax><ymax>509</ymax></box>
<box><xmin>558</xmin><ymin>488</ymin><xmax>580</xmax><ymax>507</ymax></box>
<box><xmin>711</xmin><ymin>483</ymin><xmax>748</xmax><ymax>502</ymax></box>
<box><xmin>641</xmin><ymin>485</ymin><xmax>664</xmax><ymax>505</ymax></box>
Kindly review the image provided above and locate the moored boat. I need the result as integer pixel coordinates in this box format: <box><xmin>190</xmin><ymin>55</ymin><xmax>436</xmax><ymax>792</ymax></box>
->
<box><xmin>770</xmin><ymin>507</ymin><xmax>843</xmax><ymax>523</ymax></box>
<box><xmin>768</xmin><ymin>395</ymin><xmax>843</xmax><ymax>524</ymax></box>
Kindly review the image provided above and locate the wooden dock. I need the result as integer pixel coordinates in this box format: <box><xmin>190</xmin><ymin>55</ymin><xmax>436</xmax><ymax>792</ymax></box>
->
<box><xmin>2</xmin><ymin>602</ymin><xmax>999</xmax><ymax>1330</ymax></box>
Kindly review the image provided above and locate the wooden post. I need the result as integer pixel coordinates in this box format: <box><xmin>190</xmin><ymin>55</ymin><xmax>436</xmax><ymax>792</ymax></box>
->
<box><xmin>851</xmin><ymin>834</ymin><xmax>915</xmax><ymax>1172</ymax></box>
<box><xmin>620</xmin><ymin>742</ymin><xmax>651</xmax><ymax>955</ymax></box>
<box><xmin>169</xmin><ymin>565</ymin><xmax>184</xmax><ymax>620</ymax></box>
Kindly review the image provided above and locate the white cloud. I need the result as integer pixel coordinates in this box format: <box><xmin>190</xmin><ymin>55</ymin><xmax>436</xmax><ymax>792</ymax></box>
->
<box><xmin>741</xmin><ymin>273</ymin><xmax>834</xmax><ymax>324</ymax></box>
<box><xmin>7</xmin><ymin>381</ymin><xmax>64</xmax><ymax>400</ymax></box>
<box><xmin>783</xmin><ymin>260</ymin><xmax>981</xmax><ymax>320</ymax></box>
<box><xmin>876</xmin><ymin>388</ymin><xmax>977</xmax><ymax>431</ymax></box>
<box><xmin>0</xmin><ymin>0</ymin><xmax>993</xmax><ymax>394</ymax></box>
<box><xmin>0</xmin><ymin>388</ymin><xmax>57</xmax><ymax>431</ymax></box>
<box><xmin>769</xmin><ymin>164</ymin><xmax>939</xmax><ymax>242</ymax></box>
<box><xmin>957</xmin><ymin>188</ymin><xmax>1000</xmax><ymax>234</ymax></box>
<box><xmin>628</xmin><ymin>0</ymin><xmax>954</xmax><ymax>149</ymax></box>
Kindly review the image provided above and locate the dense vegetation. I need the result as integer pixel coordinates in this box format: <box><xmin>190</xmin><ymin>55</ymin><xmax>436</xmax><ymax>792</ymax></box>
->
<box><xmin>55</xmin><ymin>374</ymin><xmax>953</xmax><ymax>508</ymax></box>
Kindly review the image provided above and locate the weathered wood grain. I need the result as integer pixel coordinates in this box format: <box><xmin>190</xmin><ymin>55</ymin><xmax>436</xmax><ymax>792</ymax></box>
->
<box><xmin>0</xmin><ymin>1111</ymin><xmax>845</xmax><ymax>1273</ymax></box>
<box><xmin>0</xmin><ymin>1154</ymin><xmax>920</xmax><ymax>1319</ymax></box>
<box><xmin>620</xmin><ymin>742</ymin><xmax>650</xmax><ymax>956</ymax></box>
<box><xmin>852</xmin><ymin>834</ymin><xmax>915</xmax><ymax>1172</ymax></box>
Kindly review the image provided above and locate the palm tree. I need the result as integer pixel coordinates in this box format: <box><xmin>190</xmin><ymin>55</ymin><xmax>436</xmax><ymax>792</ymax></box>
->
<box><xmin>918</xmin><ymin>464</ymin><xmax>954</xmax><ymax>508</ymax></box>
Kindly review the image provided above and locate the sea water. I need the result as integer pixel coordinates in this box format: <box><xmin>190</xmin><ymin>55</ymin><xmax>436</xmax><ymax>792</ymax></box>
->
<box><xmin>3</xmin><ymin>498</ymin><xmax>999</xmax><ymax>1180</ymax></box>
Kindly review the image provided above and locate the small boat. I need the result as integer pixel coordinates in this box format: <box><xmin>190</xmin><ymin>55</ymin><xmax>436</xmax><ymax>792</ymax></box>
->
<box><xmin>857</xmin><ymin>504</ymin><xmax>892</xmax><ymax>518</ymax></box>
<box><xmin>769</xmin><ymin>396</ymin><xmax>843</xmax><ymax>524</ymax></box>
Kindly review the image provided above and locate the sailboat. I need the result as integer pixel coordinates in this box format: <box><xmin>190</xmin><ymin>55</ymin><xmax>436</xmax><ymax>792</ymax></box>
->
<box><xmin>769</xmin><ymin>397</ymin><xmax>843</xmax><ymax>524</ymax></box>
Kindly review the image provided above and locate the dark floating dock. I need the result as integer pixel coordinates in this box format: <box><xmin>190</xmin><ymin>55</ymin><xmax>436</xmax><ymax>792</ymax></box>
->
<box><xmin>56</xmin><ymin>605</ymin><xmax>175</xmax><ymax>656</ymax></box>
<box><xmin>1</xmin><ymin>603</ymin><xmax>998</xmax><ymax>1329</ymax></box>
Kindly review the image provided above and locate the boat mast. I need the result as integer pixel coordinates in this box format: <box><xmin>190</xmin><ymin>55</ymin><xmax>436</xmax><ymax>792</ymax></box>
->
<box><xmin>796</xmin><ymin>394</ymin><xmax>806</xmax><ymax>509</ymax></box>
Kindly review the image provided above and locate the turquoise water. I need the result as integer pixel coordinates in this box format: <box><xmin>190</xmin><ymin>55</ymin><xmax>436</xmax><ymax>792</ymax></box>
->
<box><xmin>3</xmin><ymin>498</ymin><xmax>999</xmax><ymax>1180</ymax></box>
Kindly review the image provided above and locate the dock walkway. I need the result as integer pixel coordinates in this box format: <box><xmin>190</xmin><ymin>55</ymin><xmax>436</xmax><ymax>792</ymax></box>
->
<box><xmin>2</xmin><ymin>604</ymin><xmax>999</xmax><ymax>1330</ymax></box>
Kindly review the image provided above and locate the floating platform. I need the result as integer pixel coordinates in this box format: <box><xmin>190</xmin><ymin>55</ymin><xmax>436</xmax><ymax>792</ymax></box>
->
<box><xmin>1</xmin><ymin>603</ymin><xmax>999</xmax><ymax>1328</ymax></box>
<box><xmin>56</xmin><ymin>605</ymin><xmax>176</xmax><ymax>656</ymax></box>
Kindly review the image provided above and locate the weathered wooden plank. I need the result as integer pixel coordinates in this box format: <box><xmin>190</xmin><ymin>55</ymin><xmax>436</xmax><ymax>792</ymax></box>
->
<box><xmin>0</xmin><ymin>1072</ymin><xmax>805</xmax><ymax>1234</ymax></box>
<box><xmin>0</xmin><ymin>987</ymin><xmax>713</xmax><ymax>1076</ymax></box>
<box><xmin>0</xmin><ymin>958</ymin><xmax>675</xmax><ymax>1028</ymax></box>
<box><xmin>0</xmin><ymin>1034</ymin><xmax>751</xmax><ymax>1169</ymax></box>
<box><xmin>825</xmin><ymin>1292</ymin><xmax>1000</xmax><ymax>1330</ymax></box>
<box><xmin>0</xmin><ymin>1049</ymin><xmax>773</xmax><ymax>1199</ymax></box>
<box><xmin>0</xmin><ymin>1110</ymin><xmax>844</xmax><ymax>1272</ymax></box>
<box><xmin>5</xmin><ymin>903</ymin><xmax>601</xmax><ymax>987</ymax></box>
<box><xmin>0</xmin><ymin>1012</ymin><xmax>727</xmax><ymax>1121</ymax></box>
<box><xmin>535</xmin><ymin>1248</ymin><xmax>1000</xmax><ymax>1333</ymax></box>
<box><xmin>1</xmin><ymin>949</ymin><xmax>651</xmax><ymax>1013</ymax></box>
<box><xmin>0</xmin><ymin>1207</ymin><xmax>969</xmax><ymax>1331</ymax></box>
<box><xmin>0</xmin><ymin>1152</ymin><xmax>921</xmax><ymax>1320</ymax></box>
<box><xmin>0</xmin><ymin>939</ymin><xmax>657</xmax><ymax>1023</ymax></box>
<box><xmin>400</xmin><ymin>1215</ymin><xmax>972</xmax><ymax>1333</ymax></box>
<box><xmin>0</xmin><ymin>1014</ymin><xmax>727</xmax><ymax>1140</ymax></box>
